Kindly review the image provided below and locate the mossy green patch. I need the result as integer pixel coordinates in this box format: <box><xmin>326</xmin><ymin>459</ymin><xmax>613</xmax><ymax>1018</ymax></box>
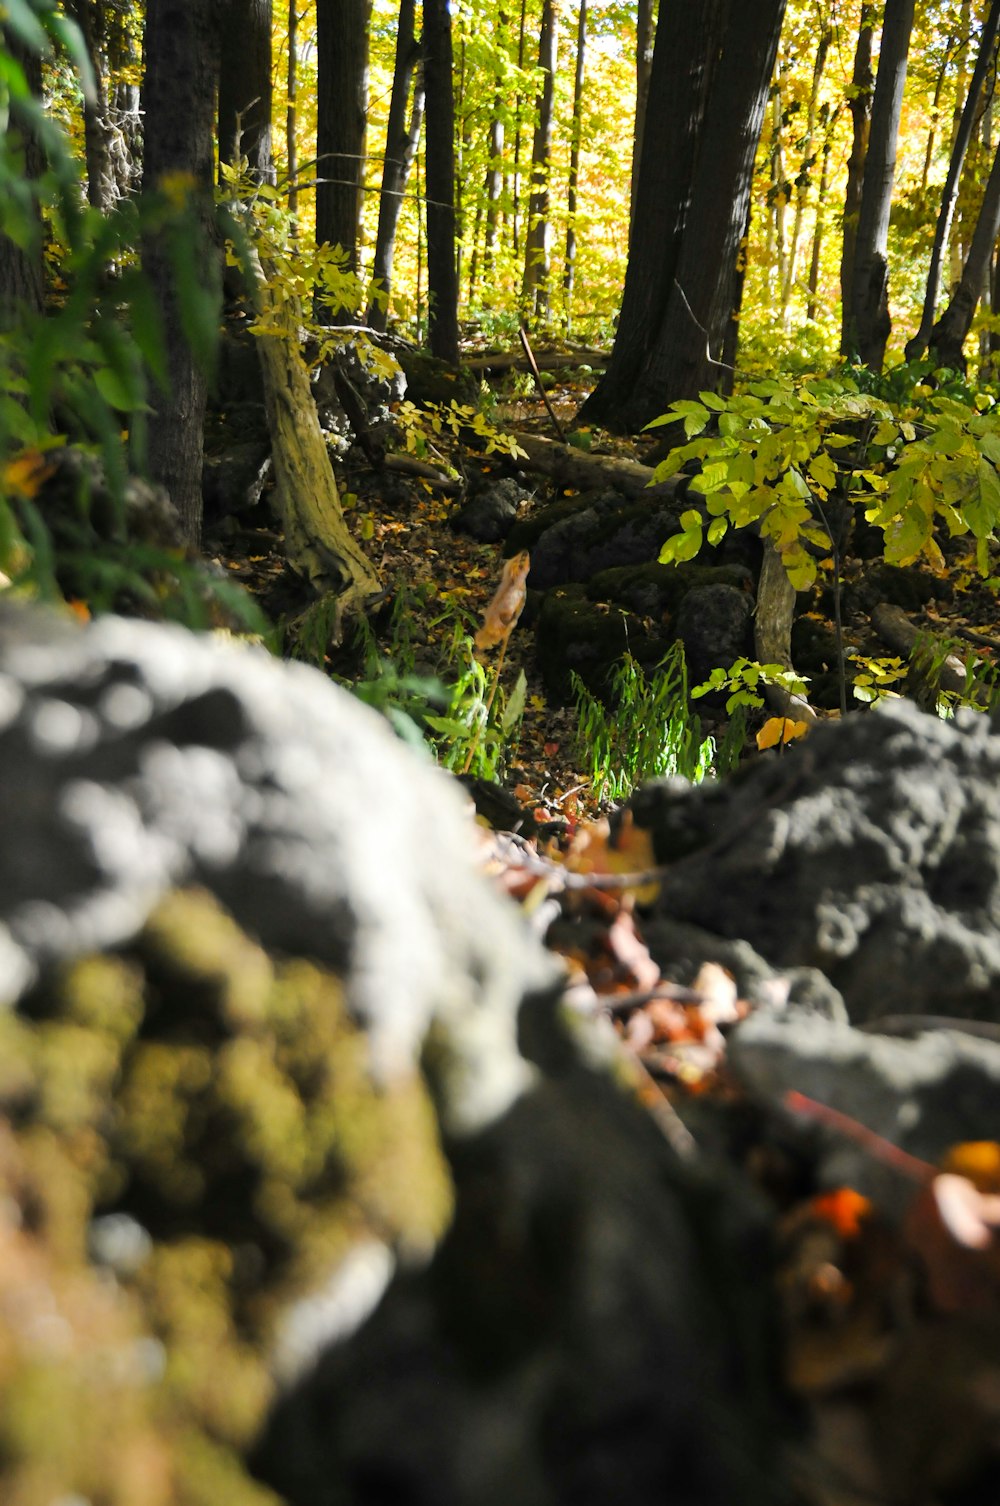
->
<box><xmin>0</xmin><ymin>887</ymin><xmax>454</xmax><ymax>1506</ymax></box>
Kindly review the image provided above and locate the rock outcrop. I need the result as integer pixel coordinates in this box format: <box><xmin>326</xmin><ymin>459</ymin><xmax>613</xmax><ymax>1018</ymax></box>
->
<box><xmin>0</xmin><ymin>604</ymin><xmax>785</xmax><ymax>1506</ymax></box>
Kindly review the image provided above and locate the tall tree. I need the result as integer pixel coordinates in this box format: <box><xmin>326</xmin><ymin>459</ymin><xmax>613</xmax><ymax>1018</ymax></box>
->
<box><xmin>315</xmin><ymin>0</ymin><xmax>370</xmax><ymax>279</ymax></box>
<box><xmin>906</xmin><ymin>0</ymin><xmax>1000</xmax><ymax>362</ymax></box>
<box><xmin>580</xmin><ymin>0</ymin><xmax>720</xmax><ymax>424</ymax></box>
<box><xmin>422</xmin><ymin>0</ymin><xmax>460</xmax><ymax>360</ymax></box>
<box><xmin>0</xmin><ymin>26</ymin><xmax>44</xmax><ymax>325</ymax></box>
<box><xmin>844</xmin><ymin>0</ymin><xmax>916</xmax><ymax>369</ymax></box>
<box><xmin>781</xmin><ymin>21</ymin><xmax>832</xmax><ymax>313</ymax></box>
<box><xmin>521</xmin><ymin>0</ymin><xmax>559</xmax><ymax>321</ymax></box>
<box><xmin>218</xmin><ymin>0</ymin><xmax>274</xmax><ymax>184</ymax></box>
<box><xmin>141</xmin><ymin>0</ymin><xmax>221</xmax><ymax>543</ymax></box>
<box><xmin>929</xmin><ymin>136</ymin><xmax>1000</xmax><ymax>370</ymax></box>
<box><xmin>62</xmin><ymin>1</ymin><xmax>116</xmax><ymax>214</ymax></box>
<box><xmin>839</xmin><ymin>2</ymin><xmax>874</xmax><ymax>356</ymax></box>
<box><xmin>582</xmin><ymin>0</ymin><xmax>787</xmax><ymax>431</ymax></box>
<box><xmin>368</xmin><ymin>0</ymin><xmax>422</xmax><ymax>329</ymax></box>
<box><xmin>629</xmin><ymin>0</ymin><xmax>654</xmax><ymax>240</ymax></box>
<box><xmin>563</xmin><ymin>0</ymin><xmax>586</xmax><ymax>328</ymax></box>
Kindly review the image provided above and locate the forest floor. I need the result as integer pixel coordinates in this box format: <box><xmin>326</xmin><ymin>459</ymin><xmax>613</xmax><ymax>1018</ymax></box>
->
<box><xmin>203</xmin><ymin>371</ymin><xmax>1000</xmax><ymax>1506</ymax></box>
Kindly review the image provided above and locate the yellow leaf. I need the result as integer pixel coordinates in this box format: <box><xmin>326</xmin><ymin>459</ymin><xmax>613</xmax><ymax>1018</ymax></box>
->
<box><xmin>756</xmin><ymin>717</ymin><xmax>810</xmax><ymax>751</ymax></box>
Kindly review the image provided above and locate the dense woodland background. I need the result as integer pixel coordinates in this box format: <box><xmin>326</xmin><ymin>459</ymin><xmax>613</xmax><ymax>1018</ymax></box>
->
<box><xmin>6</xmin><ymin>0</ymin><xmax>1000</xmax><ymax>651</ymax></box>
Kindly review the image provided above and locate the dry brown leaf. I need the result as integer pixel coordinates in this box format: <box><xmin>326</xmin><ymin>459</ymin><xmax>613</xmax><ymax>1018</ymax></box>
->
<box><xmin>474</xmin><ymin>550</ymin><xmax>531</xmax><ymax>650</ymax></box>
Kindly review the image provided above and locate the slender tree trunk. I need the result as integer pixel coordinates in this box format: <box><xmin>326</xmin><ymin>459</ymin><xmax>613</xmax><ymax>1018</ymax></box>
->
<box><xmin>315</xmin><ymin>0</ymin><xmax>370</xmax><ymax>278</ymax></box>
<box><xmin>921</xmin><ymin>43</ymin><xmax>950</xmax><ymax>192</ymax></box>
<box><xmin>522</xmin><ymin>0</ymin><xmax>559</xmax><ymax>322</ymax></box>
<box><xmin>142</xmin><ymin>0</ymin><xmax>221</xmax><ymax>544</ymax></box>
<box><xmin>930</xmin><ymin>143</ymin><xmax>1000</xmax><ymax>371</ymax></box>
<box><xmin>563</xmin><ymin>0</ymin><xmax>586</xmax><ymax>330</ymax></box>
<box><xmin>629</xmin><ymin>0</ymin><xmax>654</xmax><ymax>242</ymax></box>
<box><xmin>906</xmin><ymin>0</ymin><xmax>1000</xmax><ymax>362</ymax></box>
<box><xmin>368</xmin><ymin>0</ymin><xmax>421</xmax><ymax>329</ymax></box>
<box><xmin>949</xmin><ymin>0</ymin><xmax>974</xmax><ymax>287</ymax></box>
<box><xmin>806</xmin><ymin>106</ymin><xmax>832</xmax><ymax>322</ymax></box>
<box><xmin>422</xmin><ymin>0</ymin><xmax>459</xmax><ymax>360</ymax></box>
<box><xmin>782</xmin><ymin>23</ymin><xmax>831</xmax><ymax>310</ymax></box>
<box><xmin>512</xmin><ymin>0</ymin><xmax>528</xmax><ymax>257</ymax></box>
<box><xmin>218</xmin><ymin>0</ymin><xmax>274</xmax><ymax>183</ymax></box>
<box><xmin>846</xmin><ymin>0</ymin><xmax>916</xmax><ymax>369</ymax></box>
<box><xmin>580</xmin><ymin>0</ymin><xmax>723</xmax><ymax>424</ymax></box>
<box><xmin>0</xmin><ymin>28</ymin><xmax>45</xmax><ymax>326</ymax></box>
<box><xmin>770</xmin><ymin>68</ymin><xmax>787</xmax><ymax>311</ymax></box>
<box><xmin>840</xmin><ymin>2</ymin><xmax>874</xmax><ymax>355</ymax></box>
<box><xmin>483</xmin><ymin>90</ymin><xmax>505</xmax><ymax>280</ymax></box>
<box><xmin>64</xmin><ymin>1</ymin><xmax>117</xmax><ymax>214</ymax></box>
<box><xmin>287</xmin><ymin>0</ymin><xmax>298</xmax><ymax>214</ymax></box>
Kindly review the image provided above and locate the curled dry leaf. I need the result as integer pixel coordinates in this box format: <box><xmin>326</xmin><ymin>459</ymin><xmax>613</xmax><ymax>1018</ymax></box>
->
<box><xmin>474</xmin><ymin>549</ymin><xmax>531</xmax><ymax>650</ymax></box>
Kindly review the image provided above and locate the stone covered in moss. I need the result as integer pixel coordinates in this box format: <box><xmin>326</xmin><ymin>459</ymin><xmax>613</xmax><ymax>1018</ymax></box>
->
<box><xmin>1</xmin><ymin>886</ymin><xmax>452</xmax><ymax>1506</ymax></box>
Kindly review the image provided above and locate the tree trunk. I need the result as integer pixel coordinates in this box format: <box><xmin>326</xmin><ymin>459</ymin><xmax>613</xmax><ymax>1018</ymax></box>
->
<box><xmin>906</xmin><ymin>0</ymin><xmax>1000</xmax><ymax>362</ymax></box>
<box><xmin>315</xmin><ymin>0</ymin><xmax>370</xmax><ymax>279</ymax></box>
<box><xmin>579</xmin><ymin>0</ymin><xmax>723</xmax><ymax>425</ymax></box>
<box><xmin>422</xmin><ymin>0</ymin><xmax>460</xmax><ymax>360</ymax></box>
<box><xmin>588</xmin><ymin>0</ymin><xmax>786</xmax><ymax>432</ymax></box>
<box><xmin>839</xmin><ymin>3</ymin><xmax>874</xmax><ymax>356</ymax></box>
<box><xmin>845</xmin><ymin>0</ymin><xmax>916</xmax><ymax>370</ymax></box>
<box><xmin>249</xmin><ymin>250</ymin><xmax>382</xmax><ymax>627</ymax></box>
<box><xmin>522</xmin><ymin>0</ymin><xmax>559</xmax><ymax>322</ymax></box>
<box><xmin>483</xmin><ymin>91</ymin><xmax>505</xmax><ymax>281</ymax></box>
<box><xmin>218</xmin><ymin>0</ymin><xmax>274</xmax><ymax>184</ymax></box>
<box><xmin>141</xmin><ymin>0</ymin><xmax>221</xmax><ymax>545</ymax></box>
<box><xmin>0</xmin><ymin>28</ymin><xmax>44</xmax><ymax>326</ymax></box>
<box><xmin>806</xmin><ymin>109</ymin><xmax>832</xmax><ymax>323</ymax></box>
<box><xmin>629</xmin><ymin>0</ymin><xmax>654</xmax><ymax>242</ymax></box>
<box><xmin>287</xmin><ymin>0</ymin><xmax>299</xmax><ymax>214</ymax></box>
<box><xmin>511</xmin><ymin>0</ymin><xmax>528</xmax><ymax>257</ymax></box>
<box><xmin>63</xmin><ymin>1</ymin><xmax>117</xmax><ymax>214</ymax></box>
<box><xmin>929</xmin><ymin>137</ymin><xmax>1000</xmax><ymax>371</ymax></box>
<box><xmin>563</xmin><ymin>0</ymin><xmax>586</xmax><ymax>330</ymax></box>
<box><xmin>782</xmin><ymin>23</ymin><xmax>831</xmax><ymax>310</ymax></box>
<box><xmin>367</xmin><ymin>0</ymin><xmax>421</xmax><ymax>330</ymax></box>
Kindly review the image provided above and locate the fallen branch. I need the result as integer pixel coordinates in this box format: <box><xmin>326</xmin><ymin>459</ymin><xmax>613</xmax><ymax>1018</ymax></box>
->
<box><xmin>519</xmin><ymin>327</ymin><xmax>567</xmax><ymax>442</ymax></box>
<box><xmin>871</xmin><ymin>602</ymin><xmax>987</xmax><ymax>703</ymax></box>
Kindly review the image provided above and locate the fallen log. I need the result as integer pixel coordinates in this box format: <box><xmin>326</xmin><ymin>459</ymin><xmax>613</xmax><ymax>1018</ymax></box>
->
<box><xmin>510</xmin><ymin>431</ymin><xmax>681</xmax><ymax>501</ymax></box>
<box><xmin>463</xmin><ymin>346</ymin><xmax>609</xmax><ymax>374</ymax></box>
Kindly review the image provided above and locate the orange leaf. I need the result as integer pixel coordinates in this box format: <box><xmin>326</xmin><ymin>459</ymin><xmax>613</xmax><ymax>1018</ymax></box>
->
<box><xmin>808</xmin><ymin>1188</ymin><xmax>873</xmax><ymax>1240</ymax></box>
<box><xmin>756</xmin><ymin>716</ymin><xmax>811</xmax><ymax>751</ymax></box>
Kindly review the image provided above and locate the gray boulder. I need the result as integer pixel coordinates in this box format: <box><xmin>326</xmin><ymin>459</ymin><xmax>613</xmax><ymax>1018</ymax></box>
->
<box><xmin>632</xmin><ymin>698</ymin><xmax>1000</xmax><ymax>1023</ymax></box>
<box><xmin>0</xmin><ymin>603</ymin><xmax>787</xmax><ymax>1506</ymax></box>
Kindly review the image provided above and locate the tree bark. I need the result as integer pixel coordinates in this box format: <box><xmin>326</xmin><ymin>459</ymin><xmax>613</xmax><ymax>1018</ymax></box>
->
<box><xmin>422</xmin><ymin>0</ymin><xmax>460</xmax><ymax>361</ymax></box>
<box><xmin>593</xmin><ymin>0</ymin><xmax>786</xmax><ymax>431</ymax></box>
<box><xmin>579</xmin><ymin>0</ymin><xmax>723</xmax><ymax>425</ymax></box>
<box><xmin>522</xmin><ymin>0</ymin><xmax>559</xmax><ymax>322</ymax></box>
<box><xmin>839</xmin><ymin>3</ymin><xmax>874</xmax><ymax>356</ymax></box>
<box><xmin>315</xmin><ymin>0</ymin><xmax>370</xmax><ymax>279</ymax></box>
<box><xmin>806</xmin><ymin>110</ymin><xmax>832</xmax><ymax>323</ymax></box>
<box><xmin>368</xmin><ymin>0</ymin><xmax>421</xmax><ymax>330</ymax></box>
<box><xmin>287</xmin><ymin>0</ymin><xmax>298</xmax><ymax>213</ymax></box>
<box><xmin>141</xmin><ymin>0</ymin><xmax>221</xmax><ymax>545</ymax></box>
<box><xmin>249</xmin><ymin>251</ymin><xmax>382</xmax><ymax>629</ymax></box>
<box><xmin>845</xmin><ymin>0</ymin><xmax>916</xmax><ymax>370</ymax></box>
<box><xmin>629</xmin><ymin>0</ymin><xmax>654</xmax><ymax>242</ymax></box>
<box><xmin>906</xmin><ymin>0</ymin><xmax>1000</xmax><ymax>362</ymax></box>
<box><xmin>562</xmin><ymin>0</ymin><xmax>586</xmax><ymax>329</ymax></box>
<box><xmin>782</xmin><ymin>23</ymin><xmax>831</xmax><ymax>311</ymax></box>
<box><xmin>929</xmin><ymin>137</ymin><xmax>1000</xmax><ymax>370</ymax></box>
<box><xmin>63</xmin><ymin>1</ymin><xmax>117</xmax><ymax>214</ymax></box>
<box><xmin>218</xmin><ymin>0</ymin><xmax>274</xmax><ymax>184</ymax></box>
<box><xmin>0</xmin><ymin>28</ymin><xmax>45</xmax><ymax>327</ymax></box>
